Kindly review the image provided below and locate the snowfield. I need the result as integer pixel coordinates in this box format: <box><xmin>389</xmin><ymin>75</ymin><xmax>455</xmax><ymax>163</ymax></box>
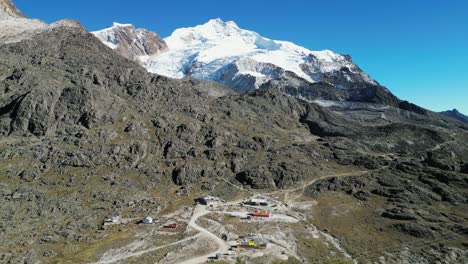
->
<box><xmin>145</xmin><ymin>19</ymin><xmax>348</xmax><ymax>81</ymax></box>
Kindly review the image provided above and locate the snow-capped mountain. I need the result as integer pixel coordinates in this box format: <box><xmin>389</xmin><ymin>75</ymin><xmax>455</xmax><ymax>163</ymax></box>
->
<box><xmin>92</xmin><ymin>23</ymin><xmax>168</xmax><ymax>60</ymax></box>
<box><xmin>93</xmin><ymin>18</ymin><xmax>397</xmax><ymax>104</ymax></box>
<box><xmin>143</xmin><ymin>18</ymin><xmax>376</xmax><ymax>92</ymax></box>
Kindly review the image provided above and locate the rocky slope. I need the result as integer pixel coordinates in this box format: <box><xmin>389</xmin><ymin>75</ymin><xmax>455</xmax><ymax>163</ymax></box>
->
<box><xmin>441</xmin><ymin>109</ymin><xmax>468</xmax><ymax>124</ymax></box>
<box><xmin>0</xmin><ymin>1</ymin><xmax>467</xmax><ymax>263</ymax></box>
<box><xmin>93</xmin><ymin>23</ymin><xmax>168</xmax><ymax>61</ymax></box>
<box><xmin>0</xmin><ymin>0</ymin><xmax>46</xmax><ymax>44</ymax></box>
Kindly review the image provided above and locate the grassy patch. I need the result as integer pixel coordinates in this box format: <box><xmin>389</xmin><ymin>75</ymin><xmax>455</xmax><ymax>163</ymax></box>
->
<box><xmin>272</xmin><ymin>259</ymin><xmax>302</xmax><ymax>264</ymax></box>
<box><xmin>126</xmin><ymin>246</ymin><xmax>172</xmax><ymax>264</ymax></box>
<box><xmin>311</xmin><ymin>192</ymin><xmax>399</xmax><ymax>263</ymax></box>
<box><xmin>323</xmin><ymin>259</ymin><xmax>354</xmax><ymax>264</ymax></box>
<box><xmin>54</xmin><ymin>230</ymin><xmax>134</xmax><ymax>263</ymax></box>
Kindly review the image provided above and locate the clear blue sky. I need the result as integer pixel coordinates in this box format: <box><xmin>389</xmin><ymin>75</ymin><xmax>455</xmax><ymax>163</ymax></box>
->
<box><xmin>15</xmin><ymin>0</ymin><xmax>468</xmax><ymax>114</ymax></box>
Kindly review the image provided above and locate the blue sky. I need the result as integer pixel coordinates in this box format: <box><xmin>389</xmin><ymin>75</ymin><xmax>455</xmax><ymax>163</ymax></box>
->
<box><xmin>15</xmin><ymin>0</ymin><xmax>468</xmax><ymax>114</ymax></box>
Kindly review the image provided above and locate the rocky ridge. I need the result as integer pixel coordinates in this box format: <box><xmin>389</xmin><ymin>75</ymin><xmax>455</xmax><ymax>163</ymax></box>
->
<box><xmin>92</xmin><ymin>23</ymin><xmax>168</xmax><ymax>61</ymax></box>
<box><xmin>0</xmin><ymin>0</ymin><xmax>84</xmax><ymax>45</ymax></box>
<box><xmin>0</xmin><ymin>0</ymin><xmax>24</xmax><ymax>18</ymax></box>
<box><xmin>441</xmin><ymin>109</ymin><xmax>468</xmax><ymax>124</ymax></box>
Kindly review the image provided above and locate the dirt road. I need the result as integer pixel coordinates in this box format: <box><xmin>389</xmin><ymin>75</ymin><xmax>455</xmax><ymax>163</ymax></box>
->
<box><xmin>95</xmin><ymin>205</ymin><xmax>229</xmax><ymax>264</ymax></box>
<box><xmin>94</xmin><ymin>233</ymin><xmax>201</xmax><ymax>264</ymax></box>
<box><xmin>179</xmin><ymin>205</ymin><xmax>230</xmax><ymax>264</ymax></box>
<box><xmin>275</xmin><ymin>167</ymin><xmax>389</xmax><ymax>204</ymax></box>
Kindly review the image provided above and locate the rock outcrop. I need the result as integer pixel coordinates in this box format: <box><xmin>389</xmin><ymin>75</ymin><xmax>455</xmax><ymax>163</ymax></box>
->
<box><xmin>441</xmin><ymin>109</ymin><xmax>468</xmax><ymax>124</ymax></box>
<box><xmin>0</xmin><ymin>0</ymin><xmax>25</xmax><ymax>18</ymax></box>
<box><xmin>93</xmin><ymin>23</ymin><xmax>168</xmax><ymax>60</ymax></box>
<box><xmin>0</xmin><ymin>1</ymin><xmax>84</xmax><ymax>44</ymax></box>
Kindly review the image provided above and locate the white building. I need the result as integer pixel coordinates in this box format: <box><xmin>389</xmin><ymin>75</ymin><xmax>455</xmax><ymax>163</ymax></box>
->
<box><xmin>248</xmin><ymin>198</ymin><xmax>268</xmax><ymax>206</ymax></box>
<box><xmin>143</xmin><ymin>217</ymin><xmax>153</xmax><ymax>224</ymax></box>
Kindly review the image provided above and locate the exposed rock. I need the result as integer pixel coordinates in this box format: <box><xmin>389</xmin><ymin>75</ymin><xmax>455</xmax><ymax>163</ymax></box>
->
<box><xmin>382</xmin><ymin>208</ymin><xmax>418</xmax><ymax>221</ymax></box>
<box><xmin>92</xmin><ymin>23</ymin><xmax>168</xmax><ymax>60</ymax></box>
<box><xmin>0</xmin><ymin>0</ymin><xmax>25</xmax><ymax>18</ymax></box>
<box><xmin>172</xmin><ymin>164</ymin><xmax>206</xmax><ymax>186</ymax></box>
<box><xmin>352</xmin><ymin>191</ymin><xmax>370</xmax><ymax>201</ymax></box>
<box><xmin>441</xmin><ymin>109</ymin><xmax>468</xmax><ymax>124</ymax></box>
<box><xmin>461</xmin><ymin>163</ymin><xmax>468</xmax><ymax>174</ymax></box>
<box><xmin>393</xmin><ymin>223</ymin><xmax>435</xmax><ymax>238</ymax></box>
<box><xmin>425</xmin><ymin>151</ymin><xmax>460</xmax><ymax>171</ymax></box>
<box><xmin>18</xmin><ymin>168</ymin><xmax>42</xmax><ymax>182</ymax></box>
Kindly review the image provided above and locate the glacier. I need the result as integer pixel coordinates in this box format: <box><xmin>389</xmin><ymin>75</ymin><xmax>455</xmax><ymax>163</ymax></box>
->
<box><xmin>93</xmin><ymin>18</ymin><xmax>377</xmax><ymax>94</ymax></box>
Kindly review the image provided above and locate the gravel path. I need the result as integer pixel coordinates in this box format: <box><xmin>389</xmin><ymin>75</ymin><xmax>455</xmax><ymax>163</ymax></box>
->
<box><xmin>178</xmin><ymin>205</ymin><xmax>230</xmax><ymax>264</ymax></box>
<box><xmin>94</xmin><ymin>233</ymin><xmax>201</xmax><ymax>264</ymax></box>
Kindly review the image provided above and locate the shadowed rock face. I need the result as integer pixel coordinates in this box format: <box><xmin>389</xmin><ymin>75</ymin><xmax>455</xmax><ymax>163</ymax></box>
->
<box><xmin>0</xmin><ymin>0</ymin><xmax>25</xmax><ymax>18</ymax></box>
<box><xmin>441</xmin><ymin>109</ymin><xmax>468</xmax><ymax>124</ymax></box>
<box><xmin>0</xmin><ymin>26</ymin><xmax>230</xmax><ymax>137</ymax></box>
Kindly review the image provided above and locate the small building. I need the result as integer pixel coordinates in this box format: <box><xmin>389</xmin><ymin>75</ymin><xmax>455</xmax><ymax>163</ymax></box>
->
<box><xmin>238</xmin><ymin>236</ymin><xmax>269</xmax><ymax>249</ymax></box>
<box><xmin>104</xmin><ymin>216</ymin><xmax>122</xmax><ymax>227</ymax></box>
<box><xmin>247</xmin><ymin>198</ymin><xmax>269</xmax><ymax>206</ymax></box>
<box><xmin>143</xmin><ymin>217</ymin><xmax>153</xmax><ymax>224</ymax></box>
<box><xmin>162</xmin><ymin>223</ymin><xmax>179</xmax><ymax>229</ymax></box>
<box><xmin>111</xmin><ymin>216</ymin><xmax>121</xmax><ymax>223</ymax></box>
<box><xmin>196</xmin><ymin>195</ymin><xmax>223</xmax><ymax>206</ymax></box>
<box><xmin>252</xmin><ymin>209</ymin><xmax>270</xmax><ymax>218</ymax></box>
<box><xmin>222</xmin><ymin>233</ymin><xmax>239</xmax><ymax>241</ymax></box>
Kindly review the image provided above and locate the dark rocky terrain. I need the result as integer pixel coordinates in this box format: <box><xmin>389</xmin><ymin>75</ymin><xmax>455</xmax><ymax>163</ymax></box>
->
<box><xmin>0</xmin><ymin>2</ymin><xmax>467</xmax><ymax>263</ymax></box>
<box><xmin>441</xmin><ymin>109</ymin><xmax>468</xmax><ymax>124</ymax></box>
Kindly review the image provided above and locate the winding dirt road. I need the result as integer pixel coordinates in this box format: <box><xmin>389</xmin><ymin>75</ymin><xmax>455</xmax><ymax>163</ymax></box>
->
<box><xmin>94</xmin><ymin>233</ymin><xmax>201</xmax><ymax>264</ymax></box>
<box><xmin>95</xmin><ymin>205</ymin><xmax>229</xmax><ymax>264</ymax></box>
<box><xmin>179</xmin><ymin>205</ymin><xmax>230</xmax><ymax>264</ymax></box>
<box><xmin>276</xmin><ymin>167</ymin><xmax>389</xmax><ymax>204</ymax></box>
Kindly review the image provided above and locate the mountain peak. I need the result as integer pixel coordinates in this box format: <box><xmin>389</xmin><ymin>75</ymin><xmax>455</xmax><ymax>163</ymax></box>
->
<box><xmin>168</xmin><ymin>17</ymin><xmax>275</xmax><ymax>50</ymax></box>
<box><xmin>92</xmin><ymin>22</ymin><xmax>168</xmax><ymax>60</ymax></box>
<box><xmin>0</xmin><ymin>0</ymin><xmax>25</xmax><ymax>18</ymax></box>
<box><xmin>112</xmin><ymin>22</ymin><xmax>134</xmax><ymax>28</ymax></box>
<box><xmin>204</xmin><ymin>18</ymin><xmax>239</xmax><ymax>28</ymax></box>
<box><xmin>189</xmin><ymin>18</ymin><xmax>241</xmax><ymax>37</ymax></box>
<box><xmin>441</xmin><ymin>108</ymin><xmax>468</xmax><ymax>123</ymax></box>
<box><xmin>206</xmin><ymin>18</ymin><xmax>223</xmax><ymax>24</ymax></box>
